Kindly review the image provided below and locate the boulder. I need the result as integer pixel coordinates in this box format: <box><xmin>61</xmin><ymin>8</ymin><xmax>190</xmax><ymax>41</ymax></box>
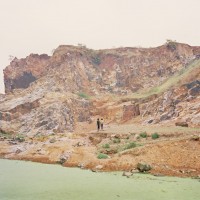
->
<box><xmin>75</xmin><ymin>141</ymin><xmax>86</xmax><ymax>147</ymax></box>
<box><xmin>190</xmin><ymin>135</ymin><xmax>199</xmax><ymax>141</ymax></box>
<box><xmin>95</xmin><ymin>165</ymin><xmax>104</xmax><ymax>170</ymax></box>
<box><xmin>49</xmin><ymin>138</ymin><xmax>56</xmax><ymax>143</ymax></box>
<box><xmin>137</xmin><ymin>162</ymin><xmax>152</xmax><ymax>172</ymax></box>
<box><xmin>131</xmin><ymin>169</ymin><xmax>139</xmax><ymax>173</ymax></box>
<box><xmin>175</xmin><ymin>121</ymin><xmax>188</xmax><ymax>127</ymax></box>
<box><xmin>77</xmin><ymin>163</ymin><xmax>85</xmax><ymax>169</ymax></box>
<box><xmin>122</xmin><ymin>171</ymin><xmax>133</xmax><ymax>178</ymax></box>
<box><xmin>59</xmin><ymin>154</ymin><xmax>69</xmax><ymax>164</ymax></box>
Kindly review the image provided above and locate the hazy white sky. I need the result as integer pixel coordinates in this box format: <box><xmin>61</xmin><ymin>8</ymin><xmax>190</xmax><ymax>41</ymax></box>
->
<box><xmin>0</xmin><ymin>0</ymin><xmax>200</xmax><ymax>93</ymax></box>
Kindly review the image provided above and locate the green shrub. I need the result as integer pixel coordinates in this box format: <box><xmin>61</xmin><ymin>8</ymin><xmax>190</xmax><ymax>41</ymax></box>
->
<box><xmin>151</xmin><ymin>133</ymin><xmax>159</xmax><ymax>139</ymax></box>
<box><xmin>166</xmin><ymin>39</ymin><xmax>177</xmax><ymax>51</ymax></box>
<box><xmin>140</xmin><ymin>132</ymin><xmax>147</xmax><ymax>138</ymax></box>
<box><xmin>97</xmin><ymin>153</ymin><xmax>109</xmax><ymax>159</ymax></box>
<box><xmin>113</xmin><ymin>138</ymin><xmax>121</xmax><ymax>143</ymax></box>
<box><xmin>92</xmin><ymin>56</ymin><xmax>101</xmax><ymax>65</ymax></box>
<box><xmin>15</xmin><ymin>134</ymin><xmax>25</xmax><ymax>142</ymax></box>
<box><xmin>123</xmin><ymin>142</ymin><xmax>137</xmax><ymax>150</ymax></box>
<box><xmin>102</xmin><ymin>143</ymin><xmax>110</xmax><ymax>149</ymax></box>
<box><xmin>77</xmin><ymin>92</ymin><xmax>90</xmax><ymax>99</ymax></box>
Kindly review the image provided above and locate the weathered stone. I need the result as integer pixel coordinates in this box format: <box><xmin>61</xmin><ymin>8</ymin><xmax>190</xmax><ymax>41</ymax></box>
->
<box><xmin>137</xmin><ymin>162</ymin><xmax>152</xmax><ymax>172</ymax></box>
<box><xmin>78</xmin><ymin>163</ymin><xmax>85</xmax><ymax>169</ymax></box>
<box><xmin>76</xmin><ymin>141</ymin><xmax>86</xmax><ymax>147</ymax></box>
<box><xmin>122</xmin><ymin>104</ymin><xmax>140</xmax><ymax>121</ymax></box>
<box><xmin>59</xmin><ymin>154</ymin><xmax>69</xmax><ymax>164</ymax></box>
<box><xmin>131</xmin><ymin>169</ymin><xmax>139</xmax><ymax>173</ymax></box>
<box><xmin>190</xmin><ymin>135</ymin><xmax>199</xmax><ymax>141</ymax></box>
<box><xmin>4</xmin><ymin>54</ymin><xmax>50</xmax><ymax>93</ymax></box>
<box><xmin>8</xmin><ymin>141</ymin><xmax>17</xmax><ymax>145</ymax></box>
<box><xmin>95</xmin><ymin>165</ymin><xmax>104</xmax><ymax>170</ymax></box>
<box><xmin>15</xmin><ymin>148</ymin><xmax>23</xmax><ymax>154</ymax></box>
<box><xmin>89</xmin><ymin>136</ymin><xmax>102</xmax><ymax>145</ymax></box>
<box><xmin>175</xmin><ymin>121</ymin><xmax>188</xmax><ymax>127</ymax></box>
<box><xmin>153</xmin><ymin>173</ymin><xmax>164</xmax><ymax>177</ymax></box>
<box><xmin>122</xmin><ymin>171</ymin><xmax>133</xmax><ymax>178</ymax></box>
<box><xmin>49</xmin><ymin>138</ymin><xmax>56</xmax><ymax>143</ymax></box>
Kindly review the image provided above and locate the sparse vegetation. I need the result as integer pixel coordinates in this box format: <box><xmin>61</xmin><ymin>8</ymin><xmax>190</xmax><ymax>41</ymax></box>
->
<box><xmin>113</xmin><ymin>138</ymin><xmax>121</xmax><ymax>143</ymax></box>
<box><xmin>166</xmin><ymin>39</ymin><xmax>177</xmax><ymax>51</ymax></box>
<box><xmin>123</xmin><ymin>142</ymin><xmax>137</xmax><ymax>150</ymax></box>
<box><xmin>77</xmin><ymin>92</ymin><xmax>90</xmax><ymax>99</ymax></box>
<box><xmin>102</xmin><ymin>143</ymin><xmax>110</xmax><ymax>149</ymax></box>
<box><xmin>34</xmin><ymin>134</ymin><xmax>48</xmax><ymax>142</ymax></box>
<box><xmin>140</xmin><ymin>132</ymin><xmax>147</xmax><ymax>138</ymax></box>
<box><xmin>151</xmin><ymin>133</ymin><xmax>159</xmax><ymax>139</ymax></box>
<box><xmin>97</xmin><ymin>153</ymin><xmax>109</xmax><ymax>159</ymax></box>
<box><xmin>15</xmin><ymin>134</ymin><xmax>25</xmax><ymax>142</ymax></box>
<box><xmin>125</xmin><ymin>59</ymin><xmax>200</xmax><ymax>99</ymax></box>
<box><xmin>0</xmin><ymin>129</ymin><xmax>14</xmax><ymax>140</ymax></box>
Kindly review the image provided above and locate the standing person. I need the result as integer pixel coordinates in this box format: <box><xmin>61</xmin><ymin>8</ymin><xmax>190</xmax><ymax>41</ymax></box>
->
<box><xmin>97</xmin><ymin>118</ymin><xmax>100</xmax><ymax>131</ymax></box>
<box><xmin>100</xmin><ymin>118</ymin><xmax>104</xmax><ymax>130</ymax></box>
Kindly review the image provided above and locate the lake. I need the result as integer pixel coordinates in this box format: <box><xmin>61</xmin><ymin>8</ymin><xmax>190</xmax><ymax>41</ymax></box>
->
<box><xmin>0</xmin><ymin>159</ymin><xmax>199</xmax><ymax>200</ymax></box>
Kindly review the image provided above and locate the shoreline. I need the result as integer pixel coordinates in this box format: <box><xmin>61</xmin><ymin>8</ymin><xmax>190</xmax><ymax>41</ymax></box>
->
<box><xmin>1</xmin><ymin>124</ymin><xmax>200</xmax><ymax>179</ymax></box>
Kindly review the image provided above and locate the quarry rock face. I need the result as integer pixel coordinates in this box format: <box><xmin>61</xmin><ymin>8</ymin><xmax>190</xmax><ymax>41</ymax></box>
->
<box><xmin>4</xmin><ymin>43</ymin><xmax>200</xmax><ymax>95</ymax></box>
<box><xmin>4</xmin><ymin>54</ymin><xmax>50</xmax><ymax>93</ymax></box>
<box><xmin>0</xmin><ymin>42</ymin><xmax>200</xmax><ymax>135</ymax></box>
<box><xmin>122</xmin><ymin>104</ymin><xmax>140</xmax><ymax>121</ymax></box>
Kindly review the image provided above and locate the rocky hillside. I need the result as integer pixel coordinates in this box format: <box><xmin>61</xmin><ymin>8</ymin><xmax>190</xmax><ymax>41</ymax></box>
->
<box><xmin>4</xmin><ymin>42</ymin><xmax>200</xmax><ymax>95</ymax></box>
<box><xmin>0</xmin><ymin>42</ymin><xmax>200</xmax><ymax>135</ymax></box>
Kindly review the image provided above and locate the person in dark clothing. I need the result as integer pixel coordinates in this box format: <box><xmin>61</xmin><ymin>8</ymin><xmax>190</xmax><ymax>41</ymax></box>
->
<box><xmin>97</xmin><ymin>118</ymin><xmax>100</xmax><ymax>131</ymax></box>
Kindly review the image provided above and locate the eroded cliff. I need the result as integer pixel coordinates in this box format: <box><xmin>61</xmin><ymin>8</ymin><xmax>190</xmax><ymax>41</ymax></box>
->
<box><xmin>1</xmin><ymin>42</ymin><xmax>200</xmax><ymax>135</ymax></box>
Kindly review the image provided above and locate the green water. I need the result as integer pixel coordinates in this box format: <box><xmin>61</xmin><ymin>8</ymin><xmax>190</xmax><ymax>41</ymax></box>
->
<box><xmin>0</xmin><ymin>159</ymin><xmax>199</xmax><ymax>200</ymax></box>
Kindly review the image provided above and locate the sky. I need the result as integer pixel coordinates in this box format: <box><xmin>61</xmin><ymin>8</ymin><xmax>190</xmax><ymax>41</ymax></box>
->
<box><xmin>0</xmin><ymin>0</ymin><xmax>200</xmax><ymax>93</ymax></box>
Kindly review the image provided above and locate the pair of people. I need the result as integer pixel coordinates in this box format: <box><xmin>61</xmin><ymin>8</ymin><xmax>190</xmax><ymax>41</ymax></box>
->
<box><xmin>97</xmin><ymin>118</ymin><xmax>104</xmax><ymax>131</ymax></box>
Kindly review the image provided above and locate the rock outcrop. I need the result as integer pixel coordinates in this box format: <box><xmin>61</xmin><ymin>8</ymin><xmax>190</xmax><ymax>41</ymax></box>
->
<box><xmin>122</xmin><ymin>104</ymin><xmax>140</xmax><ymax>121</ymax></box>
<box><xmin>4</xmin><ymin>43</ymin><xmax>200</xmax><ymax>95</ymax></box>
<box><xmin>0</xmin><ymin>42</ymin><xmax>200</xmax><ymax>136</ymax></box>
<box><xmin>4</xmin><ymin>54</ymin><xmax>50</xmax><ymax>93</ymax></box>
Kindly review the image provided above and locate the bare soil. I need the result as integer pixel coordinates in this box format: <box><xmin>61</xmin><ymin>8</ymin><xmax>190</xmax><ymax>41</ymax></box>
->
<box><xmin>0</xmin><ymin>122</ymin><xmax>200</xmax><ymax>178</ymax></box>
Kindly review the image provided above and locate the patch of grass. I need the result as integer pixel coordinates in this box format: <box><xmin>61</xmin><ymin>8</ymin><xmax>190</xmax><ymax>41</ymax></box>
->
<box><xmin>15</xmin><ymin>134</ymin><xmax>25</xmax><ymax>142</ymax></box>
<box><xmin>77</xmin><ymin>92</ymin><xmax>90</xmax><ymax>99</ymax></box>
<box><xmin>34</xmin><ymin>134</ymin><xmax>48</xmax><ymax>142</ymax></box>
<box><xmin>140</xmin><ymin>132</ymin><xmax>147</xmax><ymax>138</ymax></box>
<box><xmin>123</xmin><ymin>142</ymin><xmax>137</xmax><ymax>150</ymax></box>
<box><xmin>102</xmin><ymin>143</ymin><xmax>110</xmax><ymax>149</ymax></box>
<box><xmin>151</xmin><ymin>133</ymin><xmax>159</xmax><ymax>139</ymax></box>
<box><xmin>113</xmin><ymin>138</ymin><xmax>121</xmax><ymax>143</ymax></box>
<box><xmin>97</xmin><ymin>153</ymin><xmax>109</xmax><ymax>159</ymax></box>
<box><xmin>0</xmin><ymin>130</ymin><xmax>14</xmax><ymax>139</ymax></box>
